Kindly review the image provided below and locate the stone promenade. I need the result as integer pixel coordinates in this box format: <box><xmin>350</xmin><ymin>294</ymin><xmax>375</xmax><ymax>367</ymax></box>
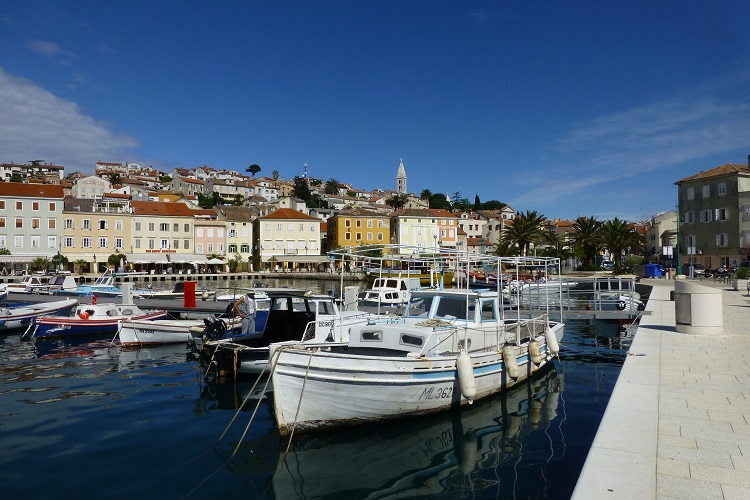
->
<box><xmin>572</xmin><ymin>277</ymin><xmax>750</xmax><ymax>499</ymax></box>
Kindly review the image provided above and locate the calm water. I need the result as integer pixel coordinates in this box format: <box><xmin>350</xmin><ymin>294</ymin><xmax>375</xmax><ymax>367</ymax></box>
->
<box><xmin>0</xmin><ymin>278</ymin><xmax>636</xmax><ymax>499</ymax></box>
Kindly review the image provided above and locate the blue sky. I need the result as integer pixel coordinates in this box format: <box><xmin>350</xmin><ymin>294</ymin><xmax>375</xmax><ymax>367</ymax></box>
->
<box><xmin>1</xmin><ymin>1</ymin><xmax>749</xmax><ymax>221</ymax></box>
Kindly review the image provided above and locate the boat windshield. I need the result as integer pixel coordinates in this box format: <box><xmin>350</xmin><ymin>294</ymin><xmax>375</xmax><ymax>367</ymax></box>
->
<box><xmin>404</xmin><ymin>295</ymin><xmax>434</xmax><ymax>318</ymax></box>
<box><xmin>434</xmin><ymin>296</ymin><xmax>472</xmax><ymax>321</ymax></box>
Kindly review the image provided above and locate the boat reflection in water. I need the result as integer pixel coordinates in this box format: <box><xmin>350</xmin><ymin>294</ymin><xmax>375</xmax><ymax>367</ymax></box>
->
<box><xmin>217</xmin><ymin>364</ymin><xmax>565</xmax><ymax>499</ymax></box>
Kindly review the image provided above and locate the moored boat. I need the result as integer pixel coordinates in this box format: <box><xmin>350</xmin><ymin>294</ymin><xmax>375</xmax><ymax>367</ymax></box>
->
<box><xmin>0</xmin><ymin>274</ymin><xmax>50</xmax><ymax>294</ymax></box>
<box><xmin>0</xmin><ymin>298</ymin><xmax>79</xmax><ymax>331</ymax></box>
<box><xmin>268</xmin><ymin>245</ymin><xmax>564</xmax><ymax>435</ymax></box>
<box><xmin>358</xmin><ymin>276</ymin><xmax>421</xmax><ymax>308</ymax></box>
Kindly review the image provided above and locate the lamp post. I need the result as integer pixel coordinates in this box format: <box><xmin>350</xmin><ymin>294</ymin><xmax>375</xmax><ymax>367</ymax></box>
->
<box><xmin>675</xmin><ymin>205</ymin><xmax>682</xmax><ymax>275</ymax></box>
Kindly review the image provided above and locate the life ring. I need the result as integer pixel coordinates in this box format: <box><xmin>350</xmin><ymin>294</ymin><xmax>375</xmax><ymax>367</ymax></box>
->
<box><xmin>616</xmin><ymin>301</ymin><xmax>627</xmax><ymax>311</ymax></box>
<box><xmin>78</xmin><ymin>312</ymin><xmax>90</xmax><ymax>319</ymax></box>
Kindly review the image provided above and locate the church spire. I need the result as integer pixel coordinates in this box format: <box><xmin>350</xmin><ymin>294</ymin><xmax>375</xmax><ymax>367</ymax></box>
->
<box><xmin>396</xmin><ymin>158</ymin><xmax>407</xmax><ymax>194</ymax></box>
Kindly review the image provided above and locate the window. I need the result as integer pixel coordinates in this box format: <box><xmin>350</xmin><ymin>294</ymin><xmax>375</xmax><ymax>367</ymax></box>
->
<box><xmin>277</xmin><ymin>224</ymin><xmax>283</xmax><ymax>231</ymax></box>
<box><xmin>14</xmin><ymin>235</ymin><xmax>23</xmax><ymax>248</ymax></box>
<box><xmin>173</xmin><ymin>240</ymin><xmax>179</xmax><ymax>249</ymax></box>
<box><xmin>240</xmin><ymin>244</ymin><xmax>249</xmax><ymax>253</ymax></box>
<box><xmin>299</xmin><ymin>224</ymin><xmax>304</xmax><ymax>231</ymax></box>
<box><xmin>196</xmin><ymin>243</ymin><xmax>203</xmax><ymax>253</ymax></box>
<box><xmin>0</xmin><ymin>201</ymin><xmax>4</xmax><ymax>209</ymax></box>
<box><xmin>115</xmin><ymin>220</ymin><xmax>123</xmax><ymax>231</ymax></box>
<box><xmin>49</xmin><ymin>202</ymin><xmax>56</xmax><ymax>211</ymax></box>
<box><xmin>377</xmin><ymin>220</ymin><xmax>384</xmax><ymax>228</ymax></box>
<box><xmin>64</xmin><ymin>218</ymin><xmax>74</xmax><ymax>229</ymax></box>
<box><xmin>148</xmin><ymin>223</ymin><xmax>155</xmax><ymax>231</ymax></box>
<box><xmin>148</xmin><ymin>239</ymin><xmax>155</xmax><ymax>249</ymax></box>
<box><xmin>134</xmin><ymin>239</ymin><xmax>141</xmax><ymax>249</ymax></box>
<box><xmin>345</xmin><ymin>232</ymin><xmax>351</xmax><ymax>240</ymax></box>
<box><xmin>265</xmin><ymin>223</ymin><xmax>271</xmax><ymax>231</ymax></box>
<box><xmin>229</xmin><ymin>229</ymin><xmax>237</xmax><ymax>238</ymax></box>
<box><xmin>377</xmin><ymin>233</ymin><xmax>383</xmax><ymax>241</ymax></box>
<box><xmin>367</xmin><ymin>232</ymin><xmax>373</xmax><ymax>241</ymax></box>
<box><xmin>135</xmin><ymin>222</ymin><xmax>141</xmax><ymax>231</ymax></box>
<box><xmin>115</xmin><ymin>237</ymin><xmax>123</xmax><ymax>248</ymax></box>
<box><xmin>0</xmin><ymin>235</ymin><xmax>5</xmax><ymax>248</ymax></box>
<box><xmin>31</xmin><ymin>236</ymin><xmax>40</xmax><ymax>248</ymax></box>
<box><xmin>64</xmin><ymin>237</ymin><xmax>74</xmax><ymax>248</ymax></box>
<box><xmin>99</xmin><ymin>237</ymin><xmax>107</xmax><ymax>248</ymax></box>
<box><xmin>160</xmin><ymin>223</ymin><xmax>169</xmax><ymax>232</ymax></box>
<box><xmin>685</xmin><ymin>211</ymin><xmax>695</xmax><ymax>224</ymax></box>
<box><xmin>716</xmin><ymin>233</ymin><xmax>729</xmax><ymax>247</ymax></box>
<box><xmin>345</xmin><ymin>220</ymin><xmax>351</xmax><ymax>227</ymax></box>
<box><xmin>47</xmin><ymin>236</ymin><xmax>56</xmax><ymax>249</ymax></box>
<box><xmin>702</xmin><ymin>185</ymin><xmax>710</xmax><ymax>198</ymax></box>
<box><xmin>718</xmin><ymin>182</ymin><xmax>727</xmax><ymax>196</ymax></box>
<box><xmin>82</xmin><ymin>219</ymin><xmax>91</xmax><ymax>230</ymax></box>
<box><xmin>16</xmin><ymin>201</ymin><xmax>22</xmax><ymax>210</ymax></box>
<box><xmin>367</xmin><ymin>220</ymin><xmax>373</xmax><ymax>228</ymax></box>
<box><xmin>160</xmin><ymin>239</ymin><xmax>169</xmax><ymax>249</ymax></box>
<box><xmin>207</xmin><ymin>228</ymin><xmax>214</xmax><ymax>238</ymax></box>
<box><xmin>228</xmin><ymin>244</ymin><xmax>237</xmax><ymax>253</ymax></box>
<box><xmin>715</xmin><ymin>208</ymin><xmax>727</xmax><ymax>221</ymax></box>
<box><xmin>183</xmin><ymin>240</ymin><xmax>189</xmax><ymax>250</ymax></box>
<box><xmin>32</xmin><ymin>201</ymin><xmax>39</xmax><ymax>211</ymax></box>
<box><xmin>184</xmin><ymin>224</ymin><xmax>190</xmax><ymax>232</ymax></box>
<box><xmin>82</xmin><ymin>237</ymin><xmax>92</xmax><ymax>248</ymax></box>
<box><xmin>686</xmin><ymin>187</ymin><xmax>695</xmax><ymax>200</ymax></box>
<box><xmin>0</xmin><ymin>217</ymin><xmax>4</xmax><ymax>228</ymax></box>
<box><xmin>263</xmin><ymin>239</ymin><xmax>271</xmax><ymax>249</ymax></box>
<box><xmin>173</xmin><ymin>223</ymin><xmax>179</xmax><ymax>232</ymax></box>
<box><xmin>15</xmin><ymin>218</ymin><xmax>22</xmax><ymax>228</ymax></box>
<box><xmin>98</xmin><ymin>220</ymin><xmax>107</xmax><ymax>230</ymax></box>
<box><xmin>48</xmin><ymin>219</ymin><xmax>56</xmax><ymax>229</ymax></box>
<box><xmin>287</xmin><ymin>223</ymin><xmax>293</xmax><ymax>231</ymax></box>
<box><xmin>31</xmin><ymin>218</ymin><xmax>40</xmax><ymax>229</ymax></box>
<box><xmin>700</xmin><ymin>210</ymin><xmax>712</xmax><ymax>222</ymax></box>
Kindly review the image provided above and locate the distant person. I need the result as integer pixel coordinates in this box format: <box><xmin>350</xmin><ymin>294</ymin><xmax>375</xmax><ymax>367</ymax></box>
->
<box><xmin>234</xmin><ymin>291</ymin><xmax>256</xmax><ymax>335</ymax></box>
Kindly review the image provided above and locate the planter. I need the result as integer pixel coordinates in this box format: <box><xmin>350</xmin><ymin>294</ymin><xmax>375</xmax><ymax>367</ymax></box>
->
<box><xmin>731</xmin><ymin>278</ymin><xmax>749</xmax><ymax>294</ymax></box>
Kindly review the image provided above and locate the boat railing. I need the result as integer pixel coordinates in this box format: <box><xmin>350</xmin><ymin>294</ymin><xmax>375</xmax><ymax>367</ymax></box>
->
<box><xmin>427</xmin><ymin>313</ymin><xmax>550</xmax><ymax>354</ymax></box>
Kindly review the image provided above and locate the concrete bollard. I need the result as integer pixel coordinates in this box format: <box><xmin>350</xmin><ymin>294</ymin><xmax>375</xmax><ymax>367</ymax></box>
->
<box><xmin>674</xmin><ymin>280</ymin><xmax>722</xmax><ymax>335</ymax></box>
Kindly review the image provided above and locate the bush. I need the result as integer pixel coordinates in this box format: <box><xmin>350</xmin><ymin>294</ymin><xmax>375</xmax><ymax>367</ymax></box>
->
<box><xmin>736</xmin><ymin>267</ymin><xmax>749</xmax><ymax>279</ymax></box>
<box><xmin>575</xmin><ymin>264</ymin><xmax>602</xmax><ymax>271</ymax></box>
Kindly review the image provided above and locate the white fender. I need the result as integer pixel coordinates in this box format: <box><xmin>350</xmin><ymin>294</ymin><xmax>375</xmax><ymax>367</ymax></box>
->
<box><xmin>529</xmin><ymin>340</ymin><xmax>542</xmax><ymax>365</ymax></box>
<box><xmin>503</xmin><ymin>345</ymin><xmax>519</xmax><ymax>379</ymax></box>
<box><xmin>545</xmin><ymin>327</ymin><xmax>560</xmax><ymax>355</ymax></box>
<box><xmin>456</xmin><ymin>350</ymin><xmax>476</xmax><ymax>402</ymax></box>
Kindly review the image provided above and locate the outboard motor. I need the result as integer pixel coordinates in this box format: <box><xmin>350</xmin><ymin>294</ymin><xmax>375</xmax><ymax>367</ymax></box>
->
<box><xmin>203</xmin><ymin>315</ymin><xmax>227</xmax><ymax>342</ymax></box>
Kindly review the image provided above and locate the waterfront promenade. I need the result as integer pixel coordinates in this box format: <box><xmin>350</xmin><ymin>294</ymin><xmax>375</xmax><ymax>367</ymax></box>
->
<box><xmin>572</xmin><ymin>277</ymin><xmax>750</xmax><ymax>499</ymax></box>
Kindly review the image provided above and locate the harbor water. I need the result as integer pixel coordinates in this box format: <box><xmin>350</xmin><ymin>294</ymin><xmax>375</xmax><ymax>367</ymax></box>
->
<box><xmin>0</xmin><ymin>277</ymin><xmax>637</xmax><ymax>499</ymax></box>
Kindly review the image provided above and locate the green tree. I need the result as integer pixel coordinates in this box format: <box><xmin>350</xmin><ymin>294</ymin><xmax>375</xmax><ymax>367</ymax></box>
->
<box><xmin>570</xmin><ymin>216</ymin><xmax>603</xmax><ymax>266</ymax></box>
<box><xmin>292</xmin><ymin>176</ymin><xmax>312</xmax><ymax>203</ymax></box>
<box><xmin>474</xmin><ymin>195</ymin><xmax>480</xmax><ymax>212</ymax></box>
<box><xmin>502</xmin><ymin>210</ymin><xmax>546</xmax><ymax>256</ymax></box>
<box><xmin>324</xmin><ymin>178</ymin><xmax>340</xmax><ymax>195</ymax></box>
<box><xmin>105</xmin><ymin>171</ymin><xmax>122</xmax><ymax>185</ymax></box>
<box><xmin>227</xmin><ymin>253</ymin><xmax>242</xmax><ymax>273</ymax></box>
<box><xmin>107</xmin><ymin>253</ymin><xmax>127</xmax><ymax>269</ymax></box>
<box><xmin>428</xmin><ymin>193</ymin><xmax>451</xmax><ymax>209</ymax></box>
<box><xmin>480</xmin><ymin>200</ymin><xmax>507</xmax><ymax>211</ymax></box>
<box><xmin>30</xmin><ymin>257</ymin><xmax>50</xmax><ymax>272</ymax></box>
<box><xmin>74</xmin><ymin>259</ymin><xmax>87</xmax><ymax>274</ymax></box>
<box><xmin>232</xmin><ymin>194</ymin><xmax>245</xmax><ymax>206</ymax></box>
<box><xmin>51</xmin><ymin>253</ymin><xmax>69</xmax><ymax>271</ymax></box>
<box><xmin>197</xmin><ymin>191</ymin><xmax>224</xmax><ymax>208</ymax></box>
<box><xmin>9</xmin><ymin>173</ymin><xmax>22</xmax><ymax>183</ymax></box>
<box><xmin>386</xmin><ymin>193</ymin><xmax>409</xmax><ymax>210</ymax></box>
<box><xmin>420</xmin><ymin>189</ymin><xmax>433</xmax><ymax>201</ymax></box>
<box><xmin>272</xmin><ymin>170</ymin><xmax>280</xmax><ymax>180</ymax></box>
<box><xmin>246</xmin><ymin>164</ymin><xmax>261</xmax><ymax>177</ymax></box>
<box><xmin>159</xmin><ymin>175</ymin><xmax>172</xmax><ymax>183</ymax></box>
<box><xmin>491</xmin><ymin>239</ymin><xmax>519</xmax><ymax>257</ymax></box>
<box><xmin>600</xmin><ymin>218</ymin><xmax>644</xmax><ymax>272</ymax></box>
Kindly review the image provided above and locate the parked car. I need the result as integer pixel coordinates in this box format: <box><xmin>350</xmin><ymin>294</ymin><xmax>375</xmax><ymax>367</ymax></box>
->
<box><xmin>682</xmin><ymin>263</ymin><xmax>706</xmax><ymax>276</ymax></box>
<box><xmin>600</xmin><ymin>260</ymin><xmax>615</xmax><ymax>271</ymax></box>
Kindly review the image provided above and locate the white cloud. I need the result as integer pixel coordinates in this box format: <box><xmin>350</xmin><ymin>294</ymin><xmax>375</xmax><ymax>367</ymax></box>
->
<box><xmin>26</xmin><ymin>39</ymin><xmax>78</xmax><ymax>64</ymax></box>
<box><xmin>0</xmin><ymin>67</ymin><xmax>138</xmax><ymax>173</ymax></box>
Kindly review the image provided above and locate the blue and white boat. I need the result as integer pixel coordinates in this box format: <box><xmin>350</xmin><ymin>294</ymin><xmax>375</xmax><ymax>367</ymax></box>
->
<box><xmin>0</xmin><ymin>298</ymin><xmax>79</xmax><ymax>331</ymax></box>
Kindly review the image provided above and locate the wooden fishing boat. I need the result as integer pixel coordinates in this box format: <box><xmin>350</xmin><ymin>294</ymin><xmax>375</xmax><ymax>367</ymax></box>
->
<box><xmin>0</xmin><ymin>298</ymin><xmax>79</xmax><ymax>331</ymax></box>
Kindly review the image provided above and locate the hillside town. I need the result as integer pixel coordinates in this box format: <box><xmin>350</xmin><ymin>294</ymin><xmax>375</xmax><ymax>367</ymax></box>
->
<box><xmin>1</xmin><ymin>156</ymin><xmax>749</xmax><ymax>276</ymax></box>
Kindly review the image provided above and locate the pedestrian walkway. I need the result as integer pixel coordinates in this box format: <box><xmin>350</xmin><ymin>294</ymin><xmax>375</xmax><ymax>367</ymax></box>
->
<box><xmin>572</xmin><ymin>278</ymin><xmax>750</xmax><ymax>500</ymax></box>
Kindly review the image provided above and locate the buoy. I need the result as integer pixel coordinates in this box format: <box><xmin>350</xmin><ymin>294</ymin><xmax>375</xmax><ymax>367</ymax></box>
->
<box><xmin>92</xmin><ymin>294</ymin><xmax>97</xmax><ymax>305</ymax></box>
<box><xmin>456</xmin><ymin>350</ymin><xmax>476</xmax><ymax>402</ymax></box>
<box><xmin>503</xmin><ymin>345</ymin><xmax>519</xmax><ymax>379</ymax></box>
<box><xmin>545</xmin><ymin>327</ymin><xmax>560</xmax><ymax>355</ymax></box>
<box><xmin>529</xmin><ymin>340</ymin><xmax>542</xmax><ymax>365</ymax></box>
<box><xmin>616</xmin><ymin>300</ymin><xmax>627</xmax><ymax>311</ymax></box>
<box><xmin>78</xmin><ymin>312</ymin><xmax>89</xmax><ymax>320</ymax></box>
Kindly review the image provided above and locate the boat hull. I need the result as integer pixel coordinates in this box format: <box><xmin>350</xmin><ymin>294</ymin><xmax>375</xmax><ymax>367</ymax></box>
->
<box><xmin>118</xmin><ymin>318</ymin><xmax>205</xmax><ymax>347</ymax></box>
<box><xmin>34</xmin><ymin>310</ymin><xmax>167</xmax><ymax>338</ymax></box>
<box><xmin>0</xmin><ymin>299</ymin><xmax>79</xmax><ymax>331</ymax></box>
<box><xmin>271</xmin><ymin>323</ymin><xmax>563</xmax><ymax>435</ymax></box>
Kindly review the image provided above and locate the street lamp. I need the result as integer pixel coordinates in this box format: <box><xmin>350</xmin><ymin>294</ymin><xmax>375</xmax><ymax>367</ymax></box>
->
<box><xmin>675</xmin><ymin>205</ymin><xmax>682</xmax><ymax>275</ymax></box>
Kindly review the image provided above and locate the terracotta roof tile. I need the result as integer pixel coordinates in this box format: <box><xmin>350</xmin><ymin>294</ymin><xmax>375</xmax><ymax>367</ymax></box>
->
<box><xmin>675</xmin><ymin>163</ymin><xmax>749</xmax><ymax>184</ymax></box>
<box><xmin>131</xmin><ymin>200</ymin><xmax>195</xmax><ymax>217</ymax></box>
<box><xmin>260</xmin><ymin>208</ymin><xmax>319</xmax><ymax>220</ymax></box>
<box><xmin>0</xmin><ymin>182</ymin><xmax>64</xmax><ymax>198</ymax></box>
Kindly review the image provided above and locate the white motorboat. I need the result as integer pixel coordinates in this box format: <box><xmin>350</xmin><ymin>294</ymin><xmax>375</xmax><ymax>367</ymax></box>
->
<box><xmin>0</xmin><ymin>275</ymin><xmax>50</xmax><ymax>294</ymax></box>
<box><xmin>0</xmin><ymin>298</ymin><xmax>79</xmax><ymax>331</ymax></box>
<box><xmin>268</xmin><ymin>245</ymin><xmax>564</xmax><ymax>435</ymax></box>
<box><xmin>358</xmin><ymin>276</ymin><xmax>421</xmax><ymax>308</ymax></box>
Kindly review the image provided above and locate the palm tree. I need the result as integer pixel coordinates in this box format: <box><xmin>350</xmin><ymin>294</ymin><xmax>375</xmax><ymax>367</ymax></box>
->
<box><xmin>502</xmin><ymin>210</ymin><xmax>546</xmax><ymax>256</ymax></box>
<box><xmin>74</xmin><ymin>259</ymin><xmax>87</xmax><ymax>274</ymax></box>
<box><xmin>539</xmin><ymin>231</ymin><xmax>572</xmax><ymax>260</ymax></box>
<box><xmin>571</xmin><ymin>216</ymin><xmax>603</xmax><ymax>266</ymax></box>
<box><xmin>324</xmin><ymin>178</ymin><xmax>340</xmax><ymax>195</ymax></box>
<box><xmin>105</xmin><ymin>171</ymin><xmax>122</xmax><ymax>185</ymax></box>
<box><xmin>386</xmin><ymin>193</ymin><xmax>409</xmax><ymax>211</ymax></box>
<box><xmin>420</xmin><ymin>189</ymin><xmax>432</xmax><ymax>201</ymax></box>
<box><xmin>272</xmin><ymin>170</ymin><xmax>280</xmax><ymax>180</ymax></box>
<box><xmin>600</xmin><ymin>218</ymin><xmax>644</xmax><ymax>272</ymax></box>
<box><xmin>30</xmin><ymin>257</ymin><xmax>50</xmax><ymax>272</ymax></box>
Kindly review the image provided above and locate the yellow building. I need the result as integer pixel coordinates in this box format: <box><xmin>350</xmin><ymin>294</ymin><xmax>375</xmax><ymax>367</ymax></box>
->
<box><xmin>327</xmin><ymin>207</ymin><xmax>391</xmax><ymax>250</ymax></box>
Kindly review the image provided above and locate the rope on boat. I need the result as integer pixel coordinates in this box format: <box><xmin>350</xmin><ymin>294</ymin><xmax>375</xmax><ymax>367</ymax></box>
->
<box><xmin>215</xmin><ymin>348</ymin><xmax>277</xmax><ymax>451</ymax></box>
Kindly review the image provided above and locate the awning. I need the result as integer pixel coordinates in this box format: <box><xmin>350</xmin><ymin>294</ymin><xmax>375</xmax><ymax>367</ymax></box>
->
<box><xmin>206</xmin><ymin>258</ymin><xmax>225</xmax><ymax>265</ymax></box>
<box><xmin>127</xmin><ymin>253</ymin><xmax>213</xmax><ymax>265</ymax></box>
<box><xmin>127</xmin><ymin>253</ymin><xmax>169</xmax><ymax>264</ymax></box>
<box><xmin>263</xmin><ymin>255</ymin><xmax>329</xmax><ymax>263</ymax></box>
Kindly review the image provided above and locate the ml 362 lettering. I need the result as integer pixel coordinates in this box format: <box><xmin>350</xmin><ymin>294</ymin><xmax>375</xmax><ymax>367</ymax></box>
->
<box><xmin>418</xmin><ymin>386</ymin><xmax>453</xmax><ymax>401</ymax></box>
